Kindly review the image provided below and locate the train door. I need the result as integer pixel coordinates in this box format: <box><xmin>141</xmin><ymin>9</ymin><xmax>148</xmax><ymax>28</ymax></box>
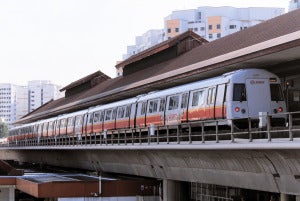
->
<box><xmin>74</xmin><ymin>115</ymin><xmax>83</xmax><ymax>135</ymax></box>
<box><xmin>215</xmin><ymin>84</ymin><xmax>227</xmax><ymax>119</ymax></box>
<box><xmin>82</xmin><ymin>113</ymin><xmax>88</xmax><ymax>135</ymax></box>
<box><xmin>66</xmin><ymin>117</ymin><xmax>74</xmax><ymax>135</ymax></box>
<box><xmin>103</xmin><ymin>108</ymin><xmax>117</xmax><ymax>130</ymax></box>
<box><xmin>93</xmin><ymin>111</ymin><xmax>103</xmax><ymax>133</ymax></box>
<box><xmin>116</xmin><ymin>105</ymin><xmax>131</xmax><ymax>129</ymax></box>
<box><xmin>74</xmin><ymin>115</ymin><xmax>83</xmax><ymax>141</ymax></box>
<box><xmin>129</xmin><ymin>103</ymin><xmax>137</xmax><ymax>128</ymax></box>
<box><xmin>206</xmin><ymin>87</ymin><xmax>216</xmax><ymax>119</ymax></box>
<box><xmin>180</xmin><ymin>93</ymin><xmax>189</xmax><ymax>122</ymax></box>
<box><xmin>146</xmin><ymin>99</ymin><xmax>165</xmax><ymax>126</ymax></box>
<box><xmin>188</xmin><ymin>89</ymin><xmax>205</xmax><ymax>121</ymax></box>
<box><xmin>166</xmin><ymin>94</ymin><xmax>186</xmax><ymax>125</ymax></box>
<box><xmin>136</xmin><ymin>101</ymin><xmax>147</xmax><ymax>128</ymax></box>
<box><xmin>246</xmin><ymin>79</ymin><xmax>271</xmax><ymax>117</ymax></box>
<box><xmin>86</xmin><ymin>113</ymin><xmax>93</xmax><ymax>134</ymax></box>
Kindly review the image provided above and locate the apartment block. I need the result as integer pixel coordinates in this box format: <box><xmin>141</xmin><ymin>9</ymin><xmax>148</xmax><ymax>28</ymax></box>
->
<box><xmin>0</xmin><ymin>84</ymin><xmax>28</xmax><ymax>126</ymax></box>
<box><xmin>289</xmin><ymin>0</ymin><xmax>300</xmax><ymax>11</ymax></box>
<box><xmin>121</xmin><ymin>29</ymin><xmax>165</xmax><ymax>66</ymax></box>
<box><xmin>164</xmin><ymin>7</ymin><xmax>284</xmax><ymax>41</ymax></box>
<box><xmin>0</xmin><ymin>81</ymin><xmax>64</xmax><ymax>127</ymax></box>
<box><xmin>28</xmin><ymin>80</ymin><xmax>64</xmax><ymax>112</ymax></box>
<box><xmin>121</xmin><ymin>6</ymin><xmax>284</xmax><ymax>66</ymax></box>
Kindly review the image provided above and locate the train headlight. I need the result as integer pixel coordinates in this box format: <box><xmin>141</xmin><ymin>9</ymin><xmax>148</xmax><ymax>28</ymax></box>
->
<box><xmin>235</xmin><ymin>107</ymin><xmax>240</xmax><ymax>112</ymax></box>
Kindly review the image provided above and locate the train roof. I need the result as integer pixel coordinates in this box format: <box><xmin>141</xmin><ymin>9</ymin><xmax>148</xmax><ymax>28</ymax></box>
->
<box><xmin>88</xmin><ymin>97</ymin><xmax>137</xmax><ymax>112</ymax></box>
<box><xmin>138</xmin><ymin>72</ymin><xmax>230</xmax><ymax>101</ymax></box>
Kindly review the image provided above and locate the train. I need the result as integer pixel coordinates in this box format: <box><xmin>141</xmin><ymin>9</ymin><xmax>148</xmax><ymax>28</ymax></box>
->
<box><xmin>8</xmin><ymin>68</ymin><xmax>287</xmax><ymax>144</ymax></box>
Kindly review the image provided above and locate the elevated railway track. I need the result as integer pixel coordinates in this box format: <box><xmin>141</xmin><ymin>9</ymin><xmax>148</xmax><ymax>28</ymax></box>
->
<box><xmin>2</xmin><ymin>112</ymin><xmax>300</xmax><ymax>195</ymax></box>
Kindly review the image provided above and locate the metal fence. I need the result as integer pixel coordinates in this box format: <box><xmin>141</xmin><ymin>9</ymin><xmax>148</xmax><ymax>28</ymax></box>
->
<box><xmin>4</xmin><ymin>111</ymin><xmax>300</xmax><ymax>147</ymax></box>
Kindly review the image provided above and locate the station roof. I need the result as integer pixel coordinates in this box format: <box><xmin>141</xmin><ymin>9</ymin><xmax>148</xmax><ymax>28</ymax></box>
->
<box><xmin>0</xmin><ymin>173</ymin><xmax>160</xmax><ymax>198</ymax></box>
<box><xmin>17</xmin><ymin>9</ymin><xmax>300</xmax><ymax>124</ymax></box>
<box><xmin>116</xmin><ymin>30</ymin><xmax>208</xmax><ymax>69</ymax></box>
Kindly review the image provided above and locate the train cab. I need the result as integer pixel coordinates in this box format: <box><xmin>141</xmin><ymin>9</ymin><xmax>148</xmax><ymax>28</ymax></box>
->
<box><xmin>226</xmin><ymin>69</ymin><xmax>286</xmax><ymax>127</ymax></box>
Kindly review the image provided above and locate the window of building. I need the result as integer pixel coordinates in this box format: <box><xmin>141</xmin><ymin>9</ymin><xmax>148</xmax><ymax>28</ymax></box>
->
<box><xmin>198</xmin><ymin>12</ymin><xmax>201</xmax><ymax>19</ymax></box>
<box><xmin>200</xmin><ymin>27</ymin><xmax>205</xmax><ymax>31</ymax></box>
<box><xmin>208</xmin><ymin>34</ymin><xmax>213</xmax><ymax>39</ymax></box>
<box><xmin>208</xmin><ymin>25</ymin><xmax>212</xmax><ymax>30</ymax></box>
<box><xmin>175</xmin><ymin>28</ymin><xmax>179</xmax><ymax>32</ymax></box>
<box><xmin>229</xmin><ymin>25</ymin><xmax>236</xmax><ymax>29</ymax></box>
<box><xmin>217</xmin><ymin>33</ymin><xmax>221</xmax><ymax>38</ymax></box>
<box><xmin>194</xmin><ymin>28</ymin><xmax>198</xmax><ymax>32</ymax></box>
<box><xmin>216</xmin><ymin>24</ymin><xmax>221</xmax><ymax>29</ymax></box>
<box><xmin>167</xmin><ymin>28</ymin><xmax>171</xmax><ymax>33</ymax></box>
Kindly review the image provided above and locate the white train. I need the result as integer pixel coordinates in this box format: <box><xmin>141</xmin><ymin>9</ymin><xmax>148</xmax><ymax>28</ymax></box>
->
<box><xmin>8</xmin><ymin>69</ymin><xmax>286</xmax><ymax>143</ymax></box>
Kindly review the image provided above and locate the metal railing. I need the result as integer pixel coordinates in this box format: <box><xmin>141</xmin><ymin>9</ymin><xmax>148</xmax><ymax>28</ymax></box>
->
<box><xmin>4</xmin><ymin>111</ymin><xmax>300</xmax><ymax>148</ymax></box>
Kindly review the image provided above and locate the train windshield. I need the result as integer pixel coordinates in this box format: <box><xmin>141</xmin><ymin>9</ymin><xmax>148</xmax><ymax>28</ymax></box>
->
<box><xmin>270</xmin><ymin>84</ymin><xmax>284</xmax><ymax>101</ymax></box>
<box><xmin>233</xmin><ymin>84</ymin><xmax>247</xmax><ymax>101</ymax></box>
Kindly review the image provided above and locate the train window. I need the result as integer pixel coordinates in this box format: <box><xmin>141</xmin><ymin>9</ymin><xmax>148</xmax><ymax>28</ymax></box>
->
<box><xmin>270</xmin><ymin>84</ymin><xmax>284</xmax><ymax>101</ymax></box>
<box><xmin>67</xmin><ymin>117</ymin><xmax>74</xmax><ymax>127</ymax></box>
<box><xmin>38</xmin><ymin>124</ymin><xmax>43</xmax><ymax>133</ymax></box>
<box><xmin>207</xmin><ymin>89</ymin><xmax>212</xmax><ymax>104</ymax></box>
<box><xmin>159</xmin><ymin>98</ymin><xmax>166</xmax><ymax>112</ymax></box>
<box><xmin>117</xmin><ymin>106</ymin><xmax>125</xmax><ymax>118</ymax></box>
<box><xmin>125</xmin><ymin>105</ymin><xmax>131</xmax><ymax>117</ymax></box>
<box><xmin>105</xmin><ymin>109</ymin><xmax>113</xmax><ymax>121</ymax></box>
<box><xmin>141</xmin><ymin>102</ymin><xmax>147</xmax><ymax>115</ymax></box>
<box><xmin>233</xmin><ymin>84</ymin><xmax>247</xmax><ymax>101</ymax></box>
<box><xmin>210</xmin><ymin>88</ymin><xmax>216</xmax><ymax>104</ymax></box>
<box><xmin>181</xmin><ymin>93</ymin><xmax>189</xmax><ymax>108</ymax></box>
<box><xmin>148</xmin><ymin>99</ymin><xmax>159</xmax><ymax>113</ymax></box>
<box><xmin>43</xmin><ymin>122</ymin><xmax>48</xmax><ymax>132</ymax></box>
<box><xmin>75</xmin><ymin>116</ymin><xmax>83</xmax><ymax>126</ymax></box>
<box><xmin>60</xmin><ymin>119</ymin><xmax>66</xmax><ymax>128</ymax></box>
<box><xmin>93</xmin><ymin>112</ymin><xmax>100</xmax><ymax>123</ymax></box>
<box><xmin>88</xmin><ymin>113</ymin><xmax>93</xmax><ymax>124</ymax></box>
<box><xmin>192</xmin><ymin>91</ymin><xmax>204</xmax><ymax>107</ymax></box>
<box><xmin>168</xmin><ymin>95</ymin><xmax>179</xmax><ymax>110</ymax></box>
<box><xmin>112</xmin><ymin>108</ymin><xmax>117</xmax><ymax>119</ymax></box>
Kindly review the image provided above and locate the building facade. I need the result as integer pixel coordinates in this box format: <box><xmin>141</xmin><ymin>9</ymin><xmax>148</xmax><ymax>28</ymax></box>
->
<box><xmin>289</xmin><ymin>0</ymin><xmax>300</xmax><ymax>11</ymax></box>
<box><xmin>0</xmin><ymin>81</ymin><xmax>63</xmax><ymax>127</ymax></box>
<box><xmin>121</xmin><ymin>6</ymin><xmax>284</xmax><ymax>66</ymax></box>
<box><xmin>121</xmin><ymin>29</ymin><xmax>165</xmax><ymax>64</ymax></box>
<box><xmin>0</xmin><ymin>84</ymin><xmax>28</xmax><ymax>125</ymax></box>
<box><xmin>28</xmin><ymin>80</ymin><xmax>64</xmax><ymax>112</ymax></box>
<box><xmin>164</xmin><ymin>7</ymin><xmax>284</xmax><ymax>41</ymax></box>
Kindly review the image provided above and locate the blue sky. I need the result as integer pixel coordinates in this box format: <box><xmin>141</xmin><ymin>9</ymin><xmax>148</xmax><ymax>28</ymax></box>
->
<box><xmin>0</xmin><ymin>0</ymin><xmax>290</xmax><ymax>86</ymax></box>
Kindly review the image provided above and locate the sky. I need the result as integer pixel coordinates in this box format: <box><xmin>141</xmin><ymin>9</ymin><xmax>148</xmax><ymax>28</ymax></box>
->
<box><xmin>0</xmin><ymin>0</ymin><xmax>290</xmax><ymax>87</ymax></box>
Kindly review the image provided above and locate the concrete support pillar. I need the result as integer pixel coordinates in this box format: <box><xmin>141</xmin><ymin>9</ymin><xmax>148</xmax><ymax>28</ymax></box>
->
<box><xmin>280</xmin><ymin>193</ymin><xmax>289</xmax><ymax>201</ymax></box>
<box><xmin>163</xmin><ymin>179</ymin><xmax>184</xmax><ymax>201</ymax></box>
<box><xmin>296</xmin><ymin>195</ymin><xmax>300</xmax><ymax>201</ymax></box>
<box><xmin>0</xmin><ymin>186</ymin><xmax>15</xmax><ymax>201</ymax></box>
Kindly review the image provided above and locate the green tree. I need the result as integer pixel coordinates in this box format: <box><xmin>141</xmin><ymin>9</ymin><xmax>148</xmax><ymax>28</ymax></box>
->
<box><xmin>0</xmin><ymin>120</ymin><xmax>8</xmax><ymax>138</ymax></box>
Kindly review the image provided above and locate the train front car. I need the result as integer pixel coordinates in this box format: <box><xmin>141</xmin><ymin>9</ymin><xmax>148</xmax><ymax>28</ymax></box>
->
<box><xmin>227</xmin><ymin>69</ymin><xmax>286</xmax><ymax>128</ymax></box>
